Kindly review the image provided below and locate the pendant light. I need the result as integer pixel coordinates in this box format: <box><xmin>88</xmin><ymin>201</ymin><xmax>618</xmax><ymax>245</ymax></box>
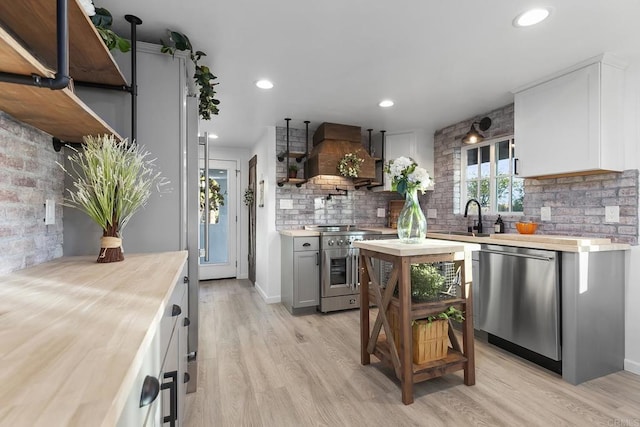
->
<box><xmin>462</xmin><ymin>117</ymin><xmax>492</xmax><ymax>144</ymax></box>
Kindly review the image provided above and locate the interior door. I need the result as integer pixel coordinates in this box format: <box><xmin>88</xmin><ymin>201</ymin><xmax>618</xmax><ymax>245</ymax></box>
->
<box><xmin>248</xmin><ymin>155</ymin><xmax>257</xmax><ymax>284</ymax></box>
<box><xmin>199</xmin><ymin>158</ymin><xmax>238</xmax><ymax>280</ymax></box>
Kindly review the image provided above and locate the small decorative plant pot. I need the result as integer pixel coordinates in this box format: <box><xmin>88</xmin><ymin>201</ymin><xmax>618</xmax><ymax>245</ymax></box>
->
<box><xmin>288</xmin><ymin>170</ymin><xmax>298</xmax><ymax>178</ymax></box>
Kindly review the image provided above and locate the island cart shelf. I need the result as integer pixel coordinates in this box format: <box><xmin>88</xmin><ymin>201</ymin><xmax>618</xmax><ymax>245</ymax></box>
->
<box><xmin>353</xmin><ymin>238</ymin><xmax>479</xmax><ymax>404</ymax></box>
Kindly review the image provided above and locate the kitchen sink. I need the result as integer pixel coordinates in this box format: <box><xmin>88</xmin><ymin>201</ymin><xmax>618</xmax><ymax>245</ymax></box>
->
<box><xmin>429</xmin><ymin>230</ymin><xmax>492</xmax><ymax>238</ymax></box>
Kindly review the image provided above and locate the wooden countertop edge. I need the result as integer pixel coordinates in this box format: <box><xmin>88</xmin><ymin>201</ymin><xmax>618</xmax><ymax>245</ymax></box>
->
<box><xmin>104</xmin><ymin>251</ymin><xmax>188</xmax><ymax>427</ymax></box>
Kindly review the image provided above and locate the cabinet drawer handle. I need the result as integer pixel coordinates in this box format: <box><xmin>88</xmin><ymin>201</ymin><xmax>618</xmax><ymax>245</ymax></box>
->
<box><xmin>171</xmin><ymin>304</ymin><xmax>182</xmax><ymax>317</ymax></box>
<box><xmin>303</xmin><ymin>242</ymin><xmax>311</xmax><ymax>247</ymax></box>
<box><xmin>139</xmin><ymin>375</ymin><xmax>160</xmax><ymax>408</ymax></box>
<box><xmin>162</xmin><ymin>371</ymin><xmax>178</xmax><ymax>425</ymax></box>
<box><xmin>184</xmin><ymin>317</ymin><xmax>191</xmax><ymax>327</ymax></box>
<box><xmin>514</xmin><ymin>158</ymin><xmax>519</xmax><ymax>175</ymax></box>
<box><xmin>184</xmin><ymin>372</ymin><xmax>191</xmax><ymax>384</ymax></box>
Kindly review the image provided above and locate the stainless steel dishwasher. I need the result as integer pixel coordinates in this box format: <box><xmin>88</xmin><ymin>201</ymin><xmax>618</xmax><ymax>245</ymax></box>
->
<box><xmin>478</xmin><ymin>244</ymin><xmax>561</xmax><ymax>361</ymax></box>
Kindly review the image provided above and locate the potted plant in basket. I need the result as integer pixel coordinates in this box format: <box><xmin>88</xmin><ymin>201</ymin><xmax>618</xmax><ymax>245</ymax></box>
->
<box><xmin>388</xmin><ymin>263</ymin><xmax>464</xmax><ymax>364</ymax></box>
<box><xmin>59</xmin><ymin>135</ymin><xmax>168</xmax><ymax>263</ymax></box>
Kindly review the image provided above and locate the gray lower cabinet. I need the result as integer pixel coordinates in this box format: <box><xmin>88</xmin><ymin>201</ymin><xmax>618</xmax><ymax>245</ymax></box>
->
<box><xmin>281</xmin><ymin>236</ymin><xmax>319</xmax><ymax>314</ymax></box>
<box><xmin>118</xmin><ymin>263</ymin><xmax>189</xmax><ymax>426</ymax></box>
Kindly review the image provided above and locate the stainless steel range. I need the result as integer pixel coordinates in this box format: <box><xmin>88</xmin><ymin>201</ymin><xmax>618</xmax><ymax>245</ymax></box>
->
<box><xmin>305</xmin><ymin>225</ymin><xmax>381</xmax><ymax>312</ymax></box>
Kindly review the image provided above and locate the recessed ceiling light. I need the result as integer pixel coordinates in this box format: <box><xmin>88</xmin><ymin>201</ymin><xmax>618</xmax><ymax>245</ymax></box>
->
<box><xmin>513</xmin><ymin>8</ymin><xmax>551</xmax><ymax>27</ymax></box>
<box><xmin>255</xmin><ymin>79</ymin><xmax>274</xmax><ymax>89</ymax></box>
<box><xmin>379</xmin><ymin>100</ymin><xmax>394</xmax><ymax>108</ymax></box>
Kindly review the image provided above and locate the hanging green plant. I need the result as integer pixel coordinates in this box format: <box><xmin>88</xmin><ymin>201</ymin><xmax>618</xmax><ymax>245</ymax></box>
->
<box><xmin>161</xmin><ymin>31</ymin><xmax>220</xmax><ymax>120</ymax></box>
<box><xmin>90</xmin><ymin>6</ymin><xmax>131</xmax><ymax>53</ymax></box>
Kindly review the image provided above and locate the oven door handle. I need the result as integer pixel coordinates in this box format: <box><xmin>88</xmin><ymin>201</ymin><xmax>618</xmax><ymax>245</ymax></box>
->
<box><xmin>353</xmin><ymin>250</ymin><xmax>359</xmax><ymax>291</ymax></box>
<box><xmin>346</xmin><ymin>247</ymin><xmax>353</xmax><ymax>291</ymax></box>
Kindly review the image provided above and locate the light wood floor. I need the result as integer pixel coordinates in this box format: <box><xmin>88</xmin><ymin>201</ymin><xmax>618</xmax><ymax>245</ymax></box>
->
<box><xmin>184</xmin><ymin>279</ymin><xmax>640</xmax><ymax>427</ymax></box>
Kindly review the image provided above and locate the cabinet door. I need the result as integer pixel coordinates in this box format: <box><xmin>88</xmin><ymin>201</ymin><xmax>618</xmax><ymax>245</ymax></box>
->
<box><xmin>515</xmin><ymin>63</ymin><xmax>599</xmax><ymax>177</ymax></box>
<box><xmin>116</xmin><ymin>332</ymin><xmax>161</xmax><ymax>427</ymax></box>
<box><xmin>293</xmin><ymin>251</ymin><xmax>319</xmax><ymax>307</ymax></box>
<box><xmin>380</xmin><ymin>131</ymin><xmax>434</xmax><ymax>191</ymax></box>
<box><xmin>177</xmin><ymin>288</ymin><xmax>189</xmax><ymax>426</ymax></box>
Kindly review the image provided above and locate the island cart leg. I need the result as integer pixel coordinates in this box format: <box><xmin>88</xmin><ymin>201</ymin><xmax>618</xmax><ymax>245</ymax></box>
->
<box><xmin>399</xmin><ymin>257</ymin><xmax>413</xmax><ymax>405</ymax></box>
<box><xmin>360</xmin><ymin>253</ymin><xmax>370</xmax><ymax>365</ymax></box>
<box><xmin>463</xmin><ymin>278</ymin><xmax>476</xmax><ymax>385</ymax></box>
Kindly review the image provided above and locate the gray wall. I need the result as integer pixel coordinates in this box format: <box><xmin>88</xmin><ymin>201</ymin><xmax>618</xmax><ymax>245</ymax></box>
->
<box><xmin>0</xmin><ymin>112</ymin><xmax>64</xmax><ymax>273</ymax></box>
<box><xmin>428</xmin><ymin>104</ymin><xmax>638</xmax><ymax>245</ymax></box>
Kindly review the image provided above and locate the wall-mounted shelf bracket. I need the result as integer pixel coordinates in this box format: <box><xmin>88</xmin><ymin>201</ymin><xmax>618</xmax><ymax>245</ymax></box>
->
<box><xmin>0</xmin><ymin>0</ymin><xmax>70</xmax><ymax>90</ymax></box>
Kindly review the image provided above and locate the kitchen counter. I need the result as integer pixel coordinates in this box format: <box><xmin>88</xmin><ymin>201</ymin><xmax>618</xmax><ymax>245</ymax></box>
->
<box><xmin>0</xmin><ymin>251</ymin><xmax>188</xmax><ymax>427</ymax></box>
<box><xmin>427</xmin><ymin>232</ymin><xmax>630</xmax><ymax>252</ymax></box>
<box><xmin>279</xmin><ymin>227</ymin><xmax>629</xmax><ymax>252</ymax></box>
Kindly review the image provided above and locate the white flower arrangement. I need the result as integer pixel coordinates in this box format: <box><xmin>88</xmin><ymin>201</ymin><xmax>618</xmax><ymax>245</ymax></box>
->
<box><xmin>384</xmin><ymin>156</ymin><xmax>433</xmax><ymax>195</ymax></box>
<box><xmin>338</xmin><ymin>152</ymin><xmax>364</xmax><ymax>178</ymax></box>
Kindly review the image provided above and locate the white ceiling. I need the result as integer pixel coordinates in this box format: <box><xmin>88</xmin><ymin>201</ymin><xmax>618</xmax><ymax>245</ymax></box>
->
<box><xmin>100</xmin><ymin>0</ymin><xmax>640</xmax><ymax>148</ymax></box>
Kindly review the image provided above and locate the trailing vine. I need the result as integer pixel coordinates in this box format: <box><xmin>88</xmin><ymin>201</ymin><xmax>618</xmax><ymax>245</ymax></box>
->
<box><xmin>161</xmin><ymin>31</ymin><xmax>220</xmax><ymax>120</ymax></box>
<box><xmin>89</xmin><ymin>6</ymin><xmax>131</xmax><ymax>53</ymax></box>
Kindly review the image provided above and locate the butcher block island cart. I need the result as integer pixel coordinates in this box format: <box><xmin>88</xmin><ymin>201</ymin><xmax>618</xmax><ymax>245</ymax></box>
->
<box><xmin>354</xmin><ymin>239</ymin><xmax>480</xmax><ymax>404</ymax></box>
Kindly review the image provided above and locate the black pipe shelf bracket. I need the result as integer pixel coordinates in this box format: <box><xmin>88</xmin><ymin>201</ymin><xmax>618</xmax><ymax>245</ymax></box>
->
<box><xmin>277</xmin><ymin>117</ymin><xmax>307</xmax><ymax>187</ymax></box>
<box><xmin>0</xmin><ymin>0</ymin><xmax>71</xmax><ymax>90</ymax></box>
<box><xmin>50</xmin><ymin>13</ymin><xmax>143</xmax><ymax>153</ymax></box>
<box><xmin>276</xmin><ymin>118</ymin><xmax>308</xmax><ymax>163</ymax></box>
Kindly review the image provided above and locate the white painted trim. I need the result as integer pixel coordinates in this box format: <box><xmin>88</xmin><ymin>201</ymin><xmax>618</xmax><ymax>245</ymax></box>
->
<box><xmin>625</xmin><ymin>358</ymin><xmax>640</xmax><ymax>376</ymax></box>
<box><xmin>255</xmin><ymin>281</ymin><xmax>281</xmax><ymax>304</ymax></box>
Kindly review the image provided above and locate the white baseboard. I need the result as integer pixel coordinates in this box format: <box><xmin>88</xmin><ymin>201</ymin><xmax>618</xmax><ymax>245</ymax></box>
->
<box><xmin>625</xmin><ymin>358</ymin><xmax>640</xmax><ymax>376</ymax></box>
<box><xmin>254</xmin><ymin>281</ymin><xmax>281</xmax><ymax>304</ymax></box>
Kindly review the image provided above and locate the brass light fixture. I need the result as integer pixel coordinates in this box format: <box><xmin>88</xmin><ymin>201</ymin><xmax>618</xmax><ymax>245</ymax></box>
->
<box><xmin>462</xmin><ymin>117</ymin><xmax>492</xmax><ymax>144</ymax></box>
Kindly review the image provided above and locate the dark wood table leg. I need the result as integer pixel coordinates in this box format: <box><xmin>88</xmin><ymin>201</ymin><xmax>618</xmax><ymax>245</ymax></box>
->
<box><xmin>463</xmin><ymin>280</ymin><xmax>475</xmax><ymax>385</ymax></box>
<box><xmin>399</xmin><ymin>257</ymin><xmax>413</xmax><ymax>405</ymax></box>
<box><xmin>360</xmin><ymin>253</ymin><xmax>370</xmax><ymax>365</ymax></box>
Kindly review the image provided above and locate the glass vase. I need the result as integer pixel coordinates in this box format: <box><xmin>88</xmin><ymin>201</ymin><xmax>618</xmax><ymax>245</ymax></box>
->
<box><xmin>397</xmin><ymin>188</ymin><xmax>427</xmax><ymax>243</ymax></box>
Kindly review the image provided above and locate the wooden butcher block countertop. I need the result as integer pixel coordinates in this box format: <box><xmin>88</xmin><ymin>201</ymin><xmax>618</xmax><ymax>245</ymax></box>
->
<box><xmin>0</xmin><ymin>251</ymin><xmax>188</xmax><ymax>427</ymax></box>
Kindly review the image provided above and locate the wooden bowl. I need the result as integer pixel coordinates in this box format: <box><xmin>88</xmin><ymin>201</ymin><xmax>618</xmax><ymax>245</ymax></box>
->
<box><xmin>515</xmin><ymin>222</ymin><xmax>538</xmax><ymax>234</ymax></box>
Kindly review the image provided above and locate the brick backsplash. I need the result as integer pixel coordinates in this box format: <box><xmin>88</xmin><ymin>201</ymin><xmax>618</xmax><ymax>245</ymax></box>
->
<box><xmin>275</xmin><ymin>126</ymin><xmax>403</xmax><ymax>229</ymax></box>
<box><xmin>0</xmin><ymin>112</ymin><xmax>64</xmax><ymax>273</ymax></box>
<box><xmin>427</xmin><ymin>104</ymin><xmax>639</xmax><ymax>245</ymax></box>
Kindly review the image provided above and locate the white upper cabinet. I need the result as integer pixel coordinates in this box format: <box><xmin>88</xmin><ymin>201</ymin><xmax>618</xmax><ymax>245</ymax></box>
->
<box><xmin>513</xmin><ymin>54</ymin><xmax>625</xmax><ymax>178</ymax></box>
<box><xmin>377</xmin><ymin>130</ymin><xmax>435</xmax><ymax>191</ymax></box>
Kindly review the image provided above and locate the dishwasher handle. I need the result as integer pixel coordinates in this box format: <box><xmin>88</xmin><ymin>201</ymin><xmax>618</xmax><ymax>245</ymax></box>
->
<box><xmin>481</xmin><ymin>249</ymin><xmax>555</xmax><ymax>262</ymax></box>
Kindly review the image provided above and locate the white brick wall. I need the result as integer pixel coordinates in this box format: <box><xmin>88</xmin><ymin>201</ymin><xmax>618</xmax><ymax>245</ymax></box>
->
<box><xmin>0</xmin><ymin>112</ymin><xmax>64</xmax><ymax>273</ymax></box>
<box><xmin>428</xmin><ymin>104</ymin><xmax>638</xmax><ymax>244</ymax></box>
<box><xmin>274</xmin><ymin>126</ymin><xmax>403</xmax><ymax>229</ymax></box>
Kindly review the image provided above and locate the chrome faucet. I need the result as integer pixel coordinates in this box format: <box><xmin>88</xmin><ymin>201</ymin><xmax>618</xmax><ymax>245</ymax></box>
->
<box><xmin>464</xmin><ymin>199</ymin><xmax>483</xmax><ymax>234</ymax></box>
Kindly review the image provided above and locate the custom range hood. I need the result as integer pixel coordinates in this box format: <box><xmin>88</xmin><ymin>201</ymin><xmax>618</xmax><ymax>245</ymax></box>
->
<box><xmin>306</xmin><ymin>122</ymin><xmax>376</xmax><ymax>179</ymax></box>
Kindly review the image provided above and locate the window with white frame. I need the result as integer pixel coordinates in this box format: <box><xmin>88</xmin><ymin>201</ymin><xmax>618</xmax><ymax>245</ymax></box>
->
<box><xmin>461</xmin><ymin>136</ymin><xmax>524</xmax><ymax>214</ymax></box>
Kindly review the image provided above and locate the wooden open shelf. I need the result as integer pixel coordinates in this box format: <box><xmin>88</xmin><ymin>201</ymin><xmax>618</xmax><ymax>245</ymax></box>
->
<box><xmin>0</xmin><ymin>0</ymin><xmax>128</xmax><ymax>86</ymax></box>
<box><xmin>0</xmin><ymin>26</ymin><xmax>120</xmax><ymax>141</ymax></box>
<box><xmin>373</xmin><ymin>338</ymin><xmax>468</xmax><ymax>380</ymax></box>
<box><xmin>353</xmin><ymin>178</ymin><xmax>382</xmax><ymax>189</ymax></box>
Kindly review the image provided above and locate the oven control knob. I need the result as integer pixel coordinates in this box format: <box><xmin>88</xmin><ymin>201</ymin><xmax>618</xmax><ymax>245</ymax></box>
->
<box><xmin>338</xmin><ymin>239</ymin><xmax>344</xmax><ymax>246</ymax></box>
<box><xmin>327</xmin><ymin>240</ymin><xmax>335</xmax><ymax>246</ymax></box>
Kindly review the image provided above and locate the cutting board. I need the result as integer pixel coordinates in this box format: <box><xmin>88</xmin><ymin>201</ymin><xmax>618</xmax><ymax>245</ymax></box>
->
<box><xmin>388</xmin><ymin>200</ymin><xmax>405</xmax><ymax>228</ymax></box>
